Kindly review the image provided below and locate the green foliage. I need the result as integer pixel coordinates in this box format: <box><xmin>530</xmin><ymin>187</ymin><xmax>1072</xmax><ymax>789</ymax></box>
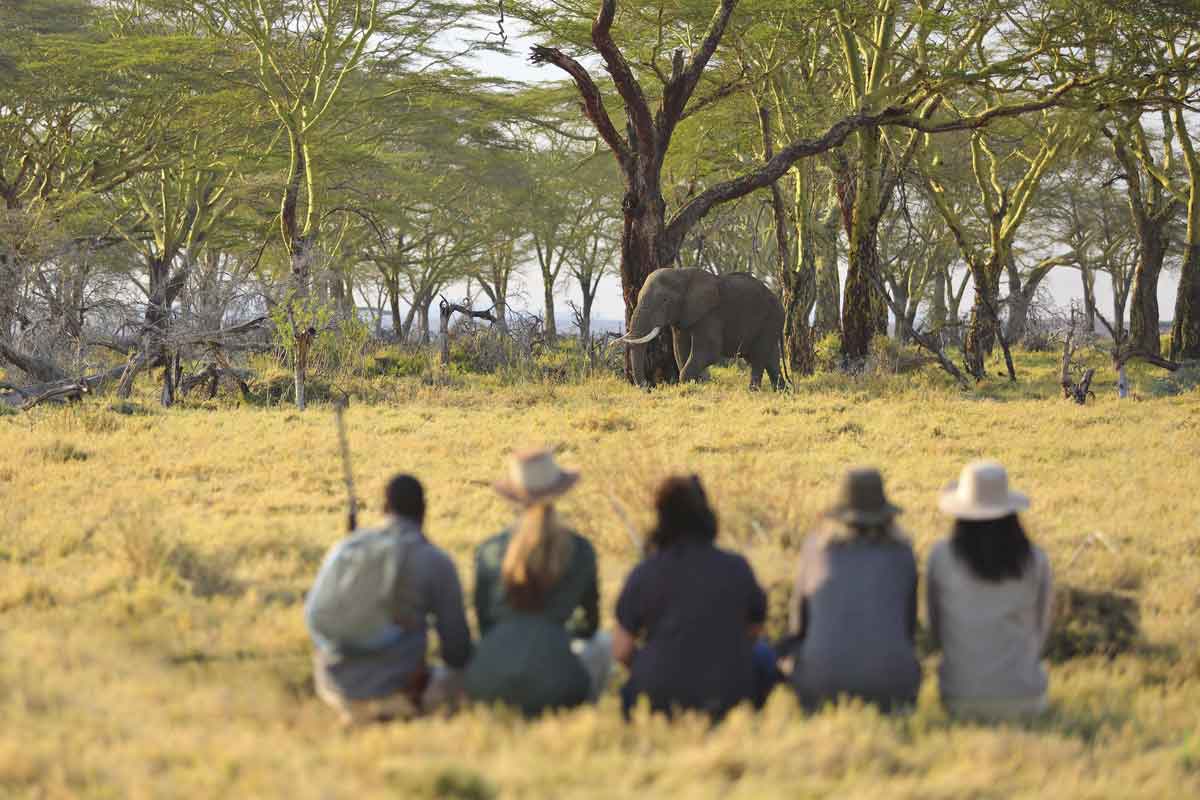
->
<box><xmin>1147</xmin><ymin>362</ymin><xmax>1200</xmax><ymax>397</ymax></box>
<box><xmin>814</xmin><ymin>333</ymin><xmax>844</xmax><ymax>372</ymax></box>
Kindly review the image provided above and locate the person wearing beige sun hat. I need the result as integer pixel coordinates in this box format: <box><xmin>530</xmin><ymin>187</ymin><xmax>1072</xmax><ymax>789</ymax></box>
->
<box><xmin>926</xmin><ymin>460</ymin><xmax>1054</xmax><ymax>721</ymax></box>
<box><xmin>465</xmin><ymin>449</ymin><xmax>612</xmax><ymax>715</ymax></box>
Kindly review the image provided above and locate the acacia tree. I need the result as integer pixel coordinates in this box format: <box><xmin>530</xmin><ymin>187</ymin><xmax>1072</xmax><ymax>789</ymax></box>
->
<box><xmin>919</xmin><ymin>112</ymin><xmax>1078</xmax><ymax>378</ymax></box>
<box><xmin>526</xmin><ymin>0</ymin><xmax>1103</xmax><ymax>383</ymax></box>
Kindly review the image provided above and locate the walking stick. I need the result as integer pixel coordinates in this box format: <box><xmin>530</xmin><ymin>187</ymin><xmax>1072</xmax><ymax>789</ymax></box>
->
<box><xmin>333</xmin><ymin>398</ymin><xmax>358</xmax><ymax>532</ymax></box>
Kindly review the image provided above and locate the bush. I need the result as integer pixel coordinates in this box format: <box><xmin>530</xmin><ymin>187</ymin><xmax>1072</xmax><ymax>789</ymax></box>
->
<box><xmin>865</xmin><ymin>335</ymin><xmax>927</xmax><ymax>375</ymax></box>
<box><xmin>1147</xmin><ymin>362</ymin><xmax>1200</xmax><ymax>397</ymax></box>
<box><xmin>814</xmin><ymin>332</ymin><xmax>844</xmax><ymax>372</ymax></box>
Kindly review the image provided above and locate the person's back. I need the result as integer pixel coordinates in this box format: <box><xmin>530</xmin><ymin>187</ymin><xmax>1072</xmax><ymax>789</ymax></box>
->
<box><xmin>475</xmin><ymin>528</ymin><xmax>598</xmax><ymax>638</ymax></box>
<box><xmin>464</xmin><ymin>450</ymin><xmax>606</xmax><ymax>716</ymax></box>
<box><xmin>618</xmin><ymin>542</ymin><xmax>764</xmax><ymax>717</ymax></box>
<box><xmin>785</xmin><ymin>469</ymin><xmax>920</xmax><ymax>711</ymax></box>
<box><xmin>927</xmin><ymin>461</ymin><xmax>1053</xmax><ymax>719</ymax></box>
<box><xmin>790</xmin><ymin>535</ymin><xmax>920</xmax><ymax>709</ymax></box>
<box><xmin>927</xmin><ymin>538</ymin><xmax>1051</xmax><ymax>711</ymax></box>
<box><xmin>307</xmin><ymin>475</ymin><xmax>471</xmax><ymax>725</ymax></box>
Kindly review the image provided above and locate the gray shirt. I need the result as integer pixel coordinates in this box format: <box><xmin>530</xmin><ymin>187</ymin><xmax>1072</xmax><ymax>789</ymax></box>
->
<box><xmin>313</xmin><ymin>522</ymin><xmax>472</xmax><ymax>701</ymax></box>
<box><xmin>785</xmin><ymin>531</ymin><xmax>921</xmax><ymax>710</ymax></box>
<box><xmin>926</xmin><ymin>539</ymin><xmax>1053</xmax><ymax>705</ymax></box>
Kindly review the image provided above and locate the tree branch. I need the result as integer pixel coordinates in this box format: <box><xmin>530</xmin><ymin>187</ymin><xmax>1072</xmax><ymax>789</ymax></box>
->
<box><xmin>530</xmin><ymin>46</ymin><xmax>631</xmax><ymax>165</ymax></box>
<box><xmin>590</xmin><ymin>0</ymin><xmax>656</xmax><ymax>156</ymax></box>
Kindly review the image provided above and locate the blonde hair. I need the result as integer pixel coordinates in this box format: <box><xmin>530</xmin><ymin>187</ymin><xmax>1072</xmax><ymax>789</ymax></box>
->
<box><xmin>501</xmin><ymin>503</ymin><xmax>575</xmax><ymax>611</ymax></box>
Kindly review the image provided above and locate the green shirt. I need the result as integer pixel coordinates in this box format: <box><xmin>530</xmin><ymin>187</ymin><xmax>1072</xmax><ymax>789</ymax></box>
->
<box><xmin>463</xmin><ymin>614</ymin><xmax>590</xmax><ymax>717</ymax></box>
<box><xmin>473</xmin><ymin>529</ymin><xmax>600</xmax><ymax>639</ymax></box>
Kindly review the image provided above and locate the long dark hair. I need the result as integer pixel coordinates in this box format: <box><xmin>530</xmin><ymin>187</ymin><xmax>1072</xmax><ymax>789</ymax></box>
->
<box><xmin>647</xmin><ymin>475</ymin><xmax>718</xmax><ymax>551</ymax></box>
<box><xmin>950</xmin><ymin>513</ymin><xmax>1033</xmax><ymax>582</ymax></box>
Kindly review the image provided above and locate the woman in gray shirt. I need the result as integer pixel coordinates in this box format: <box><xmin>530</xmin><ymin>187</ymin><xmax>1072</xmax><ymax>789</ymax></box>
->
<box><xmin>927</xmin><ymin>460</ymin><xmax>1053</xmax><ymax>720</ymax></box>
<box><xmin>783</xmin><ymin>468</ymin><xmax>921</xmax><ymax>712</ymax></box>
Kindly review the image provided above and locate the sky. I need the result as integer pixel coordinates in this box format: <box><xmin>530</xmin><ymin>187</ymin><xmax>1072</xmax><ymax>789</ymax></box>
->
<box><xmin>444</xmin><ymin>20</ymin><xmax>1183</xmax><ymax>331</ymax></box>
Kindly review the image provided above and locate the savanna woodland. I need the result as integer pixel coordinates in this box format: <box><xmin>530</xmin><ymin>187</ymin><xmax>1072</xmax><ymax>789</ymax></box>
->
<box><xmin>2</xmin><ymin>0</ymin><xmax>1200</xmax><ymax>797</ymax></box>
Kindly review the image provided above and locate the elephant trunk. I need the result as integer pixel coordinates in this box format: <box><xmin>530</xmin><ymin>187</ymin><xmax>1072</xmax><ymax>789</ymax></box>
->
<box><xmin>624</xmin><ymin>306</ymin><xmax>663</xmax><ymax>386</ymax></box>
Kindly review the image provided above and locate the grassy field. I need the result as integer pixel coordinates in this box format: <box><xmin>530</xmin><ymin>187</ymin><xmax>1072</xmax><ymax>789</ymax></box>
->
<box><xmin>2</xmin><ymin>350</ymin><xmax>1199</xmax><ymax>798</ymax></box>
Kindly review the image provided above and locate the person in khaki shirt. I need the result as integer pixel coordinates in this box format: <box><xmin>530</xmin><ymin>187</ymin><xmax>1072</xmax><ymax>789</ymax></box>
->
<box><xmin>927</xmin><ymin>461</ymin><xmax>1054</xmax><ymax>720</ymax></box>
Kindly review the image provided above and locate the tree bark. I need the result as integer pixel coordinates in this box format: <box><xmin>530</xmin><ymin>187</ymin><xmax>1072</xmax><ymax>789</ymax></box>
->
<box><xmin>1129</xmin><ymin>224</ymin><xmax>1168</xmax><ymax>355</ymax></box>
<box><xmin>963</xmin><ymin>261</ymin><xmax>1002</xmax><ymax>379</ymax></box>
<box><xmin>813</xmin><ymin>204</ymin><xmax>841</xmax><ymax>337</ymax></box>
<box><xmin>1172</xmin><ymin>242</ymin><xmax>1200</xmax><ymax>360</ymax></box>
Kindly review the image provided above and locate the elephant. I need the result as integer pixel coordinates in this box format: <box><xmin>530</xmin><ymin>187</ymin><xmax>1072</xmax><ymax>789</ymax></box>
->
<box><xmin>614</xmin><ymin>268</ymin><xmax>786</xmax><ymax>390</ymax></box>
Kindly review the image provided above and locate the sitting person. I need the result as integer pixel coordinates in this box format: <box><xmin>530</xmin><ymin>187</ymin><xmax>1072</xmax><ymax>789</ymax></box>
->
<box><xmin>927</xmin><ymin>460</ymin><xmax>1054</xmax><ymax>720</ymax></box>
<box><xmin>465</xmin><ymin>450</ymin><xmax>610</xmax><ymax>714</ymax></box>
<box><xmin>781</xmin><ymin>467</ymin><xmax>921</xmax><ymax>711</ymax></box>
<box><xmin>614</xmin><ymin>475</ymin><xmax>777</xmax><ymax>719</ymax></box>
<box><xmin>305</xmin><ymin>474</ymin><xmax>472</xmax><ymax>725</ymax></box>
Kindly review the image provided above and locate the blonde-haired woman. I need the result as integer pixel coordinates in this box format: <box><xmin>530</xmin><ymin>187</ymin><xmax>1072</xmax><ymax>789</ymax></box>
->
<box><xmin>465</xmin><ymin>450</ymin><xmax>611</xmax><ymax>715</ymax></box>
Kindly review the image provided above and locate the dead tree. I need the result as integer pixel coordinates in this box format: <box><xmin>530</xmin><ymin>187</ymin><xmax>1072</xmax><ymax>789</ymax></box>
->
<box><xmin>1060</xmin><ymin>310</ymin><xmax>1096</xmax><ymax>404</ymax></box>
<box><xmin>438</xmin><ymin>296</ymin><xmax>496</xmax><ymax>366</ymax></box>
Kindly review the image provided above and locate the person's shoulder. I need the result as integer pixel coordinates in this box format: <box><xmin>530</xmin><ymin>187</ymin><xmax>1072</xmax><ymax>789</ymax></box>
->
<box><xmin>474</xmin><ymin>529</ymin><xmax>511</xmax><ymax>562</ymax></box>
<box><xmin>1029</xmin><ymin>542</ymin><xmax>1052</xmax><ymax>575</ymax></box>
<box><xmin>712</xmin><ymin>545</ymin><xmax>756</xmax><ymax>576</ymax></box>
<box><xmin>412</xmin><ymin>537</ymin><xmax>461</xmax><ymax>577</ymax></box>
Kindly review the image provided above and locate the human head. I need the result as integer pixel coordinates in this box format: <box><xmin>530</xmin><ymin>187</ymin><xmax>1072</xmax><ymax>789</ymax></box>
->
<box><xmin>384</xmin><ymin>474</ymin><xmax>426</xmax><ymax>525</ymax></box>
<box><xmin>939</xmin><ymin>461</ymin><xmax>1032</xmax><ymax>581</ymax></box>
<box><xmin>825</xmin><ymin>467</ymin><xmax>901</xmax><ymax>539</ymax></box>
<box><xmin>648</xmin><ymin>474</ymin><xmax>718</xmax><ymax>551</ymax></box>
<box><xmin>501</xmin><ymin>503</ymin><xmax>573</xmax><ymax>611</ymax></box>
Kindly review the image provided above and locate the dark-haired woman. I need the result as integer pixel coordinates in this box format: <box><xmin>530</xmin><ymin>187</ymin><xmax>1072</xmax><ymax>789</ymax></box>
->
<box><xmin>613</xmin><ymin>475</ymin><xmax>775</xmax><ymax>719</ymax></box>
<box><xmin>783</xmin><ymin>468</ymin><xmax>921</xmax><ymax>711</ymax></box>
<box><xmin>927</xmin><ymin>461</ymin><xmax>1054</xmax><ymax>720</ymax></box>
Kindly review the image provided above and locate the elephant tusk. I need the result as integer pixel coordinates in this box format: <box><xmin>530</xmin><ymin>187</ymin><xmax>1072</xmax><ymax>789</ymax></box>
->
<box><xmin>620</xmin><ymin>326</ymin><xmax>661</xmax><ymax>345</ymax></box>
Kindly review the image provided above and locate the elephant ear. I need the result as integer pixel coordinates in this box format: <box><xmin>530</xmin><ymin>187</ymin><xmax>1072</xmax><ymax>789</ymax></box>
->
<box><xmin>679</xmin><ymin>269</ymin><xmax>721</xmax><ymax>330</ymax></box>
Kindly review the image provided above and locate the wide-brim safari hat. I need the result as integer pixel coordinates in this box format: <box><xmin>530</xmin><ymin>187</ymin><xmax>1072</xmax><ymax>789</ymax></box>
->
<box><xmin>494</xmin><ymin>448</ymin><xmax>580</xmax><ymax>504</ymax></box>
<box><xmin>826</xmin><ymin>467</ymin><xmax>902</xmax><ymax>526</ymax></box>
<box><xmin>938</xmin><ymin>460</ymin><xmax>1030</xmax><ymax>521</ymax></box>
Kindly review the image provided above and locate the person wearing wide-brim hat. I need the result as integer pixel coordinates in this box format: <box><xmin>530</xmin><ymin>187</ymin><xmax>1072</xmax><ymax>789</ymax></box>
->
<box><xmin>926</xmin><ymin>460</ymin><xmax>1054</xmax><ymax>720</ymax></box>
<box><xmin>465</xmin><ymin>449</ymin><xmax>612</xmax><ymax>716</ymax></box>
<box><xmin>780</xmin><ymin>467</ymin><xmax>922</xmax><ymax>712</ymax></box>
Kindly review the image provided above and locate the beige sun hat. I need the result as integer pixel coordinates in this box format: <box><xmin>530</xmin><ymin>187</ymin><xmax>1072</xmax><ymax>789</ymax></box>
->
<box><xmin>938</xmin><ymin>460</ymin><xmax>1030</xmax><ymax>521</ymax></box>
<box><xmin>494</xmin><ymin>448</ymin><xmax>580</xmax><ymax>504</ymax></box>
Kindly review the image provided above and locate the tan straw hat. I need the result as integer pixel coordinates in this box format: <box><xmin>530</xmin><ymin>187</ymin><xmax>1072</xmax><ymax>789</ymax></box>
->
<box><xmin>938</xmin><ymin>460</ymin><xmax>1030</xmax><ymax>521</ymax></box>
<box><xmin>494</xmin><ymin>448</ymin><xmax>580</xmax><ymax>504</ymax></box>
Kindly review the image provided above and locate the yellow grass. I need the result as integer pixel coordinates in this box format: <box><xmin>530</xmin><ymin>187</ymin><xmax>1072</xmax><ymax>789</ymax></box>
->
<box><xmin>2</xmin><ymin>353</ymin><xmax>1199</xmax><ymax>798</ymax></box>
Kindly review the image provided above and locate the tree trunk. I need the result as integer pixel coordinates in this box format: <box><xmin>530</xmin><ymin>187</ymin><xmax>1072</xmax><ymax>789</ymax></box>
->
<box><xmin>964</xmin><ymin>263</ymin><xmax>1002</xmax><ymax>379</ymax></box>
<box><xmin>620</xmin><ymin>199</ymin><xmax>679</xmax><ymax>385</ymax></box>
<box><xmin>930</xmin><ymin>267</ymin><xmax>947</xmax><ymax>338</ymax></box>
<box><xmin>1080</xmin><ymin>265</ymin><xmax>1097</xmax><ymax>335</ymax></box>
<box><xmin>542</xmin><ymin>275</ymin><xmax>557</xmax><ymax>343</ymax></box>
<box><xmin>842</xmin><ymin>229</ymin><xmax>885</xmax><ymax>361</ymax></box>
<box><xmin>1171</xmin><ymin>242</ymin><xmax>1200</xmax><ymax>360</ymax></box>
<box><xmin>813</xmin><ymin>205</ymin><xmax>841</xmax><ymax>338</ymax></box>
<box><xmin>836</xmin><ymin>144</ymin><xmax>888</xmax><ymax>362</ymax></box>
<box><xmin>418</xmin><ymin>302</ymin><xmax>431</xmax><ymax>345</ymax></box>
<box><xmin>1129</xmin><ymin>225</ymin><xmax>1168</xmax><ymax>355</ymax></box>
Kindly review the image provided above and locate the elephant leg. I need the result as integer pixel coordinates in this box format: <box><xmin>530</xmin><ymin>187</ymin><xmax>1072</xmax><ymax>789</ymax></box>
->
<box><xmin>672</xmin><ymin>328</ymin><xmax>692</xmax><ymax>373</ymax></box>
<box><xmin>681</xmin><ymin>324</ymin><xmax>719</xmax><ymax>382</ymax></box>
<box><xmin>749</xmin><ymin>365</ymin><xmax>764</xmax><ymax>390</ymax></box>
<box><xmin>766</xmin><ymin>361</ymin><xmax>783</xmax><ymax>390</ymax></box>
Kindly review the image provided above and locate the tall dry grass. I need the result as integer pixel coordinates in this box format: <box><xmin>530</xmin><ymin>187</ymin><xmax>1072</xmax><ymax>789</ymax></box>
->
<box><xmin>1</xmin><ymin>350</ymin><xmax>1198</xmax><ymax>797</ymax></box>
